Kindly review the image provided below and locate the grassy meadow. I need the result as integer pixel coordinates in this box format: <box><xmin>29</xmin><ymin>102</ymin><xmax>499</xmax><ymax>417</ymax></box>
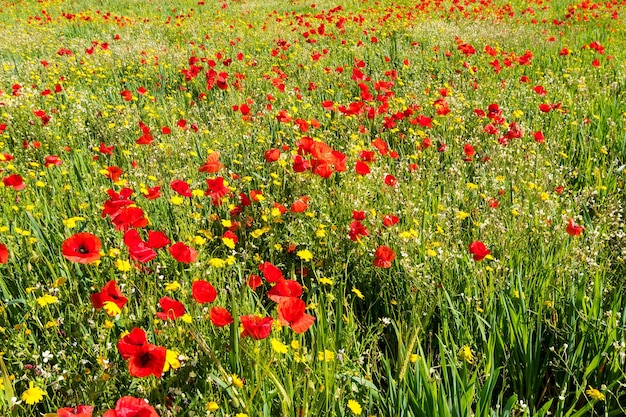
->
<box><xmin>0</xmin><ymin>0</ymin><xmax>625</xmax><ymax>415</ymax></box>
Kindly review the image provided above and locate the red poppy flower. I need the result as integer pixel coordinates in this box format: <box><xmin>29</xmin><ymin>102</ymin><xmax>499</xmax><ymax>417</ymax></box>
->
<box><xmin>352</xmin><ymin>210</ymin><xmax>366</xmax><ymax>220</ymax></box>
<box><xmin>169</xmin><ymin>242</ymin><xmax>198</xmax><ymax>263</ymax></box>
<box><xmin>382</xmin><ymin>215</ymin><xmax>399</xmax><ymax>227</ymax></box>
<box><xmin>210</xmin><ymin>306</ymin><xmax>233</xmax><ymax>327</ymax></box>
<box><xmin>146</xmin><ymin>231</ymin><xmax>170</xmax><ymax>249</ymax></box>
<box><xmin>117</xmin><ymin>328</ymin><xmax>149</xmax><ymax>360</ymax></box>
<box><xmin>170</xmin><ymin>179</ymin><xmax>192</xmax><ymax>197</ymax></box>
<box><xmin>291</xmin><ymin>196</ymin><xmax>309</xmax><ymax>213</ymax></box>
<box><xmin>373</xmin><ymin>245</ymin><xmax>395</xmax><ymax>268</ymax></box>
<box><xmin>103</xmin><ymin>396</ymin><xmax>159</xmax><ymax>417</ymax></box>
<box><xmin>247</xmin><ymin>274</ymin><xmax>262</xmax><ymax>290</ymax></box>
<box><xmin>124</xmin><ymin>230</ymin><xmax>157</xmax><ymax>263</ymax></box>
<box><xmin>57</xmin><ymin>406</ymin><xmax>94</xmax><ymax>417</ymax></box>
<box><xmin>277</xmin><ymin>297</ymin><xmax>315</xmax><ymax>334</ymax></box>
<box><xmin>44</xmin><ymin>155</ymin><xmax>62</xmax><ymax>167</ymax></box>
<box><xmin>99</xmin><ymin>142</ymin><xmax>115</xmax><ymax>155</ymax></box>
<box><xmin>110</xmin><ymin>207</ymin><xmax>148</xmax><ymax>231</ymax></box>
<box><xmin>463</xmin><ymin>144</ymin><xmax>475</xmax><ymax>159</ymax></box>
<box><xmin>3</xmin><ymin>174</ymin><xmax>26</xmax><ymax>190</ymax></box>
<box><xmin>267</xmin><ymin>279</ymin><xmax>303</xmax><ymax>303</ymax></box>
<box><xmin>205</xmin><ymin>177</ymin><xmax>230</xmax><ymax>204</ymax></box>
<box><xmin>469</xmin><ymin>241</ymin><xmax>490</xmax><ymax>261</ymax></box>
<box><xmin>566</xmin><ymin>219</ymin><xmax>584</xmax><ymax>236</ymax></box>
<box><xmin>192</xmin><ymin>280</ymin><xmax>217</xmax><ymax>304</ymax></box>
<box><xmin>240</xmin><ymin>315</ymin><xmax>273</xmax><ymax>340</ymax></box>
<box><xmin>355</xmin><ymin>160</ymin><xmax>370</xmax><ymax>176</ymax></box>
<box><xmin>0</xmin><ymin>243</ymin><xmax>8</xmax><ymax>264</ymax></box>
<box><xmin>128</xmin><ymin>344</ymin><xmax>167</xmax><ymax>378</ymax></box>
<box><xmin>91</xmin><ymin>280</ymin><xmax>127</xmax><ymax>313</ymax></box>
<box><xmin>533</xmin><ymin>131</ymin><xmax>545</xmax><ymax>143</ymax></box>
<box><xmin>142</xmin><ymin>185</ymin><xmax>162</xmax><ymax>200</ymax></box>
<box><xmin>258</xmin><ymin>261</ymin><xmax>284</xmax><ymax>282</ymax></box>
<box><xmin>539</xmin><ymin>103</ymin><xmax>552</xmax><ymax>113</ymax></box>
<box><xmin>348</xmin><ymin>221</ymin><xmax>369</xmax><ymax>241</ymax></box>
<box><xmin>384</xmin><ymin>174</ymin><xmax>398</xmax><ymax>187</ymax></box>
<box><xmin>198</xmin><ymin>151</ymin><xmax>223</xmax><ymax>173</ymax></box>
<box><xmin>264</xmin><ymin>148</ymin><xmax>281</xmax><ymax>162</ymax></box>
<box><xmin>62</xmin><ymin>233</ymin><xmax>102</xmax><ymax>264</ymax></box>
<box><xmin>104</xmin><ymin>166</ymin><xmax>123</xmax><ymax>181</ymax></box>
<box><xmin>156</xmin><ymin>296</ymin><xmax>186</xmax><ymax>320</ymax></box>
<box><xmin>372</xmin><ymin>138</ymin><xmax>388</xmax><ymax>156</ymax></box>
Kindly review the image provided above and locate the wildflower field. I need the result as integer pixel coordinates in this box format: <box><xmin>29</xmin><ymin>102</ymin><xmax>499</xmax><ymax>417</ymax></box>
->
<box><xmin>0</xmin><ymin>0</ymin><xmax>625</xmax><ymax>415</ymax></box>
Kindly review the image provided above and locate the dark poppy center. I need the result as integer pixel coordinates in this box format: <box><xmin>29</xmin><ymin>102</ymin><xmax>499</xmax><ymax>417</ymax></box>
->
<box><xmin>77</xmin><ymin>244</ymin><xmax>89</xmax><ymax>254</ymax></box>
<box><xmin>139</xmin><ymin>352</ymin><xmax>152</xmax><ymax>366</ymax></box>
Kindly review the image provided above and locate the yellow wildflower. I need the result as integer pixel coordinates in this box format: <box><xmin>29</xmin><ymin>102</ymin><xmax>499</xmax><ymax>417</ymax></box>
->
<box><xmin>21</xmin><ymin>381</ymin><xmax>46</xmax><ymax>405</ymax></box>
<box><xmin>115</xmin><ymin>259</ymin><xmax>132</xmax><ymax>272</ymax></box>
<box><xmin>102</xmin><ymin>301</ymin><xmax>122</xmax><ymax>316</ymax></box>
<box><xmin>297</xmin><ymin>249</ymin><xmax>313</xmax><ymax>261</ymax></box>
<box><xmin>208</xmin><ymin>258</ymin><xmax>226</xmax><ymax>268</ymax></box>
<box><xmin>62</xmin><ymin>217</ymin><xmax>84</xmax><ymax>229</ymax></box>
<box><xmin>271</xmin><ymin>338</ymin><xmax>289</xmax><ymax>354</ymax></box>
<box><xmin>163</xmin><ymin>350</ymin><xmax>181</xmax><ymax>372</ymax></box>
<box><xmin>351</xmin><ymin>287</ymin><xmax>364</xmax><ymax>299</ymax></box>
<box><xmin>458</xmin><ymin>345</ymin><xmax>474</xmax><ymax>363</ymax></box>
<box><xmin>347</xmin><ymin>399</ymin><xmax>362</xmax><ymax>415</ymax></box>
<box><xmin>164</xmin><ymin>282</ymin><xmax>181</xmax><ymax>292</ymax></box>
<box><xmin>206</xmin><ymin>401</ymin><xmax>219</xmax><ymax>412</ymax></box>
<box><xmin>36</xmin><ymin>294</ymin><xmax>58</xmax><ymax>307</ymax></box>
<box><xmin>317</xmin><ymin>350</ymin><xmax>335</xmax><ymax>362</ymax></box>
<box><xmin>231</xmin><ymin>374</ymin><xmax>244</xmax><ymax>388</ymax></box>
<box><xmin>586</xmin><ymin>386</ymin><xmax>605</xmax><ymax>401</ymax></box>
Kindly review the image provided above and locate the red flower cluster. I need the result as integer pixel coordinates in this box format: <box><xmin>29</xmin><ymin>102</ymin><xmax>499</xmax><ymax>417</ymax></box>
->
<box><xmin>103</xmin><ymin>396</ymin><xmax>159</xmax><ymax>417</ymax></box>
<box><xmin>117</xmin><ymin>328</ymin><xmax>166</xmax><ymax>378</ymax></box>
<box><xmin>102</xmin><ymin>188</ymin><xmax>148</xmax><ymax>231</ymax></box>
<box><xmin>91</xmin><ymin>280</ymin><xmax>127</xmax><ymax>315</ymax></box>
<box><xmin>57</xmin><ymin>405</ymin><xmax>94</xmax><ymax>417</ymax></box>
<box><xmin>123</xmin><ymin>229</ymin><xmax>170</xmax><ymax>263</ymax></box>
<box><xmin>293</xmin><ymin>136</ymin><xmax>347</xmax><ymax>178</ymax></box>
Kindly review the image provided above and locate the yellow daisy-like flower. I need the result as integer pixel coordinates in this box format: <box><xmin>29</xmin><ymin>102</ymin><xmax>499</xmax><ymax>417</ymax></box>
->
<box><xmin>458</xmin><ymin>345</ymin><xmax>474</xmax><ymax>364</ymax></box>
<box><xmin>317</xmin><ymin>350</ymin><xmax>335</xmax><ymax>362</ymax></box>
<box><xmin>36</xmin><ymin>294</ymin><xmax>58</xmax><ymax>307</ymax></box>
<box><xmin>164</xmin><ymin>282</ymin><xmax>181</xmax><ymax>292</ymax></box>
<box><xmin>102</xmin><ymin>301</ymin><xmax>122</xmax><ymax>316</ymax></box>
<box><xmin>62</xmin><ymin>217</ymin><xmax>85</xmax><ymax>228</ymax></box>
<box><xmin>347</xmin><ymin>399</ymin><xmax>362</xmax><ymax>415</ymax></box>
<box><xmin>170</xmin><ymin>195</ymin><xmax>184</xmax><ymax>205</ymax></box>
<box><xmin>208</xmin><ymin>258</ymin><xmax>226</xmax><ymax>268</ymax></box>
<box><xmin>318</xmin><ymin>277</ymin><xmax>334</xmax><ymax>286</ymax></box>
<box><xmin>230</xmin><ymin>374</ymin><xmax>244</xmax><ymax>388</ymax></box>
<box><xmin>270</xmin><ymin>338</ymin><xmax>289</xmax><ymax>354</ymax></box>
<box><xmin>21</xmin><ymin>381</ymin><xmax>46</xmax><ymax>405</ymax></box>
<box><xmin>586</xmin><ymin>386</ymin><xmax>605</xmax><ymax>401</ymax></box>
<box><xmin>206</xmin><ymin>401</ymin><xmax>219</xmax><ymax>412</ymax></box>
<box><xmin>351</xmin><ymin>287</ymin><xmax>364</xmax><ymax>299</ymax></box>
<box><xmin>115</xmin><ymin>259</ymin><xmax>132</xmax><ymax>272</ymax></box>
<box><xmin>163</xmin><ymin>350</ymin><xmax>181</xmax><ymax>372</ymax></box>
<box><xmin>221</xmin><ymin>237</ymin><xmax>235</xmax><ymax>249</ymax></box>
<box><xmin>297</xmin><ymin>249</ymin><xmax>313</xmax><ymax>261</ymax></box>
